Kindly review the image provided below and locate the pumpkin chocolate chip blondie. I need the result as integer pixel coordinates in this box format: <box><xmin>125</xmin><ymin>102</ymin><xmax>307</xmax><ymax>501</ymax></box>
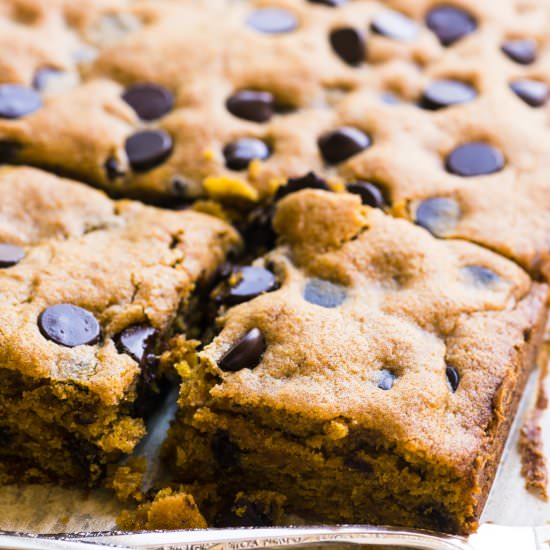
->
<box><xmin>0</xmin><ymin>166</ymin><xmax>238</xmax><ymax>484</ymax></box>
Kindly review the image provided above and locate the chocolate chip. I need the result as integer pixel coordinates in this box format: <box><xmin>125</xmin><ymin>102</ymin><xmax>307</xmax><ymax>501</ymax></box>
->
<box><xmin>230</xmin><ymin>497</ymin><xmax>273</xmax><ymax>527</ymax></box>
<box><xmin>446</xmin><ymin>365</ymin><xmax>459</xmax><ymax>392</ymax></box>
<box><xmin>415</xmin><ymin>197</ymin><xmax>461</xmax><ymax>237</ymax></box>
<box><xmin>344</xmin><ymin>455</ymin><xmax>374</xmax><ymax>474</ymax></box>
<box><xmin>125</xmin><ymin>129</ymin><xmax>173</xmax><ymax>171</ymax></box>
<box><xmin>420</xmin><ymin>80</ymin><xmax>476</xmax><ymax>109</ymax></box>
<box><xmin>32</xmin><ymin>67</ymin><xmax>61</xmax><ymax>91</ymax></box>
<box><xmin>446</xmin><ymin>142</ymin><xmax>504</xmax><ymax>177</ymax></box>
<box><xmin>226</xmin><ymin>90</ymin><xmax>275</xmax><ymax>123</ymax></box>
<box><xmin>0</xmin><ymin>140</ymin><xmax>22</xmax><ymax>162</ymax></box>
<box><xmin>329</xmin><ymin>27</ymin><xmax>366</xmax><ymax>66</ymax></box>
<box><xmin>461</xmin><ymin>265</ymin><xmax>501</xmax><ymax>287</ymax></box>
<box><xmin>0</xmin><ymin>84</ymin><xmax>42</xmax><ymax>119</ymax></box>
<box><xmin>510</xmin><ymin>79</ymin><xmax>549</xmax><ymax>107</ymax></box>
<box><xmin>318</xmin><ymin>127</ymin><xmax>371</xmax><ymax>164</ymax></box>
<box><xmin>501</xmin><ymin>39</ymin><xmax>537</xmax><ymax>65</ymax></box>
<box><xmin>425</xmin><ymin>6</ymin><xmax>476</xmax><ymax>46</ymax></box>
<box><xmin>346</xmin><ymin>181</ymin><xmax>386</xmax><ymax>208</ymax></box>
<box><xmin>308</xmin><ymin>0</ymin><xmax>346</xmax><ymax>5</ymax></box>
<box><xmin>0</xmin><ymin>243</ymin><xmax>25</xmax><ymax>268</ymax></box>
<box><xmin>377</xmin><ymin>369</ymin><xmax>396</xmax><ymax>390</ymax></box>
<box><xmin>371</xmin><ymin>10</ymin><xmax>418</xmax><ymax>41</ymax></box>
<box><xmin>122</xmin><ymin>83</ymin><xmax>175</xmax><ymax>121</ymax></box>
<box><xmin>304</xmin><ymin>278</ymin><xmax>347</xmax><ymax>308</ymax></box>
<box><xmin>218</xmin><ymin>328</ymin><xmax>266</xmax><ymax>372</ymax></box>
<box><xmin>38</xmin><ymin>304</ymin><xmax>101</xmax><ymax>348</ymax></box>
<box><xmin>211</xmin><ymin>431</ymin><xmax>240</xmax><ymax>469</ymax></box>
<box><xmin>104</xmin><ymin>157</ymin><xmax>125</xmax><ymax>180</ymax></box>
<box><xmin>223</xmin><ymin>138</ymin><xmax>270</xmax><ymax>170</ymax></box>
<box><xmin>275</xmin><ymin>171</ymin><xmax>329</xmax><ymax>200</ymax></box>
<box><xmin>115</xmin><ymin>324</ymin><xmax>158</xmax><ymax>362</ymax></box>
<box><xmin>246</xmin><ymin>8</ymin><xmax>298</xmax><ymax>34</ymax></box>
<box><xmin>225</xmin><ymin>266</ymin><xmax>277</xmax><ymax>305</ymax></box>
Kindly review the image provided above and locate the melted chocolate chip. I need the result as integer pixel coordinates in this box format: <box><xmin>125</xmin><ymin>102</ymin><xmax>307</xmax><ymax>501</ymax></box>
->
<box><xmin>304</xmin><ymin>278</ymin><xmax>347</xmax><ymax>308</ymax></box>
<box><xmin>318</xmin><ymin>127</ymin><xmax>371</xmax><ymax>164</ymax></box>
<box><xmin>226</xmin><ymin>90</ymin><xmax>275</xmax><ymax>122</ymax></box>
<box><xmin>212</xmin><ymin>431</ymin><xmax>240</xmax><ymax>469</ymax></box>
<box><xmin>425</xmin><ymin>6</ymin><xmax>476</xmax><ymax>46</ymax></box>
<box><xmin>510</xmin><ymin>79</ymin><xmax>549</xmax><ymax>107</ymax></box>
<box><xmin>0</xmin><ymin>243</ymin><xmax>25</xmax><ymax>268</ymax></box>
<box><xmin>104</xmin><ymin>157</ymin><xmax>125</xmax><ymax>180</ymax></box>
<box><xmin>0</xmin><ymin>84</ymin><xmax>42</xmax><ymax>119</ymax></box>
<box><xmin>346</xmin><ymin>181</ymin><xmax>386</xmax><ymax>208</ymax></box>
<box><xmin>218</xmin><ymin>328</ymin><xmax>266</xmax><ymax>371</ymax></box>
<box><xmin>308</xmin><ymin>0</ymin><xmax>346</xmax><ymax>5</ymax></box>
<box><xmin>225</xmin><ymin>266</ymin><xmax>277</xmax><ymax>305</ymax></box>
<box><xmin>461</xmin><ymin>265</ymin><xmax>501</xmax><ymax>287</ymax></box>
<box><xmin>377</xmin><ymin>369</ymin><xmax>396</xmax><ymax>390</ymax></box>
<box><xmin>38</xmin><ymin>304</ymin><xmax>101</xmax><ymax>348</ymax></box>
<box><xmin>125</xmin><ymin>129</ymin><xmax>173</xmax><ymax>171</ymax></box>
<box><xmin>115</xmin><ymin>324</ymin><xmax>158</xmax><ymax>362</ymax></box>
<box><xmin>446</xmin><ymin>142</ymin><xmax>504</xmax><ymax>177</ymax></box>
<box><xmin>246</xmin><ymin>8</ymin><xmax>298</xmax><ymax>34</ymax></box>
<box><xmin>415</xmin><ymin>197</ymin><xmax>461</xmax><ymax>237</ymax></box>
<box><xmin>275</xmin><ymin>171</ymin><xmax>329</xmax><ymax>200</ymax></box>
<box><xmin>223</xmin><ymin>138</ymin><xmax>270</xmax><ymax>170</ymax></box>
<box><xmin>446</xmin><ymin>365</ymin><xmax>459</xmax><ymax>392</ymax></box>
<box><xmin>501</xmin><ymin>39</ymin><xmax>537</xmax><ymax>65</ymax></box>
<box><xmin>32</xmin><ymin>67</ymin><xmax>61</xmax><ymax>91</ymax></box>
<box><xmin>420</xmin><ymin>79</ymin><xmax>476</xmax><ymax>109</ymax></box>
<box><xmin>329</xmin><ymin>27</ymin><xmax>366</xmax><ymax>66</ymax></box>
<box><xmin>371</xmin><ymin>10</ymin><xmax>418</xmax><ymax>41</ymax></box>
<box><xmin>122</xmin><ymin>83</ymin><xmax>175</xmax><ymax>121</ymax></box>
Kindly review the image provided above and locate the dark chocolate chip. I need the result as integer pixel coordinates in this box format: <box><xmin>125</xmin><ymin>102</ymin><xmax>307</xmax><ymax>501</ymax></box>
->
<box><xmin>510</xmin><ymin>79</ymin><xmax>549</xmax><ymax>107</ymax></box>
<box><xmin>122</xmin><ymin>83</ymin><xmax>175</xmax><ymax>121</ymax></box>
<box><xmin>211</xmin><ymin>431</ymin><xmax>240</xmax><ymax>469</ymax></box>
<box><xmin>346</xmin><ymin>181</ymin><xmax>386</xmax><ymax>208</ymax></box>
<box><xmin>446</xmin><ymin>142</ymin><xmax>504</xmax><ymax>177</ymax></box>
<box><xmin>226</xmin><ymin>90</ymin><xmax>275</xmax><ymax>122</ymax></box>
<box><xmin>0</xmin><ymin>84</ymin><xmax>42</xmax><ymax>119</ymax></box>
<box><xmin>218</xmin><ymin>328</ymin><xmax>266</xmax><ymax>372</ymax></box>
<box><xmin>318</xmin><ymin>126</ymin><xmax>371</xmax><ymax>164</ymax></box>
<box><xmin>377</xmin><ymin>369</ymin><xmax>396</xmax><ymax>390</ymax></box>
<box><xmin>275</xmin><ymin>171</ymin><xmax>329</xmax><ymax>200</ymax></box>
<box><xmin>371</xmin><ymin>10</ymin><xmax>418</xmax><ymax>41</ymax></box>
<box><xmin>115</xmin><ymin>324</ymin><xmax>158</xmax><ymax>362</ymax></box>
<box><xmin>0</xmin><ymin>140</ymin><xmax>22</xmax><ymax>162</ymax></box>
<box><xmin>104</xmin><ymin>157</ymin><xmax>125</xmax><ymax>180</ymax></box>
<box><xmin>308</xmin><ymin>0</ymin><xmax>346</xmax><ymax>5</ymax></box>
<box><xmin>230</xmin><ymin>497</ymin><xmax>273</xmax><ymax>527</ymax></box>
<box><xmin>425</xmin><ymin>6</ymin><xmax>476</xmax><ymax>46</ymax></box>
<box><xmin>0</xmin><ymin>243</ymin><xmax>25</xmax><ymax>268</ymax></box>
<box><xmin>446</xmin><ymin>365</ymin><xmax>459</xmax><ymax>392</ymax></box>
<box><xmin>223</xmin><ymin>138</ymin><xmax>270</xmax><ymax>170</ymax></box>
<box><xmin>246</xmin><ymin>8</ymin><xmax>298</xmax><ymax>34</ymax></box>
<box><xmin>329</xmin><ymin>27</ymin><xmax>366</xmax><ymax>66</ymax></box>
<box><xmin>501</xmin><ymin>39</ymin><xmax>537</xmax><ymax>65</ymax></box>
<box><xmin>32</xmin><ymin>67</ymin><xmax>61</xmax><ymax>91</ymax></box>
<box><xmin>420</xmin><ymin>79</ymin><xmax>476</xmax><ymax>109</ymax></box>
<box><xmin>125</xmin><ymin>129</ymin><xmax>173</xmax><ymax>171</ymax></box>
<box><xmin>461</xmin><ymin>265</ymin><xmax>501</xmax><ymax>287</ymax></box>
<box><xmin>225</xmin><ymin>266</ymin><xmax>277</xmax><ymax>305</ymax></box>
<box><xmin>415</xmin><ymin>197</ymin><xmax>461</xmax><ymax>237</ymax></box>
<box><xmin>38</xmin><ymin>304</ymin><xmax>101</xmax><ymax>348</ymax></box>
<box><xmin>304</xmin><ymin>278</ymin><xmax>347</xmax><ymax>308</ymax></box>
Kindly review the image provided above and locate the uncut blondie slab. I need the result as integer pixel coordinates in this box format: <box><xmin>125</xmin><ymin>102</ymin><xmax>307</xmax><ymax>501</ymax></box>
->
<box><xmin>1</xmin><ymin>0</ymin><xmax>550</xmax><ymax>279</ymax></box>
<box><xmin>0</xmin><ymin>166</ymin><xmax>239</xmax><ymax>484</ymax></box>
<box><xmin>167</xmin><ymin>189</ymin><xmax>548</xmax><ymax>534</ymax></box>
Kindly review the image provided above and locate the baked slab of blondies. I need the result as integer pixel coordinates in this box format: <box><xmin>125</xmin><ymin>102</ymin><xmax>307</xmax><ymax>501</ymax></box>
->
<box><xmin>166</xmin><ymin>190</ymin><xmax>548</xmax><ymax>534</ymax></box>
<box><xmin>0</xmin><ymin>166</ymin><xmax>239</xmax><ymax>484</ymax></box>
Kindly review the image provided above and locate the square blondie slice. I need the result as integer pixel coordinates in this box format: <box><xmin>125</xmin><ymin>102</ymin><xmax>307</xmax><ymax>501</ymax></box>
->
<box><xmin>0</xmin><ymin>166</ymin><xmax>239</xmax><ymax>484</ymax></box>
<box><xmin>167</xmin><ymin>189</ymin><xmax>548</xmax><ymax>534</ymax></box>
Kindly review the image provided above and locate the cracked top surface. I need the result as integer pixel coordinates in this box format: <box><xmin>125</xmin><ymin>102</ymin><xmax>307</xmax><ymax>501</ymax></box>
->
<box><xmin>199</xmin><ymin>190</ymin><xmax>548</xmax><ymax>468</ymax></box>
<box><xmin>1</xmin><ymin>0</ymin><xmax>550</xmax><ymax>278</ymax></box>
<box><xmin>0</xmin><ymin>166</ymin><xmax>239</xmax><ymax>404</ymax></box>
